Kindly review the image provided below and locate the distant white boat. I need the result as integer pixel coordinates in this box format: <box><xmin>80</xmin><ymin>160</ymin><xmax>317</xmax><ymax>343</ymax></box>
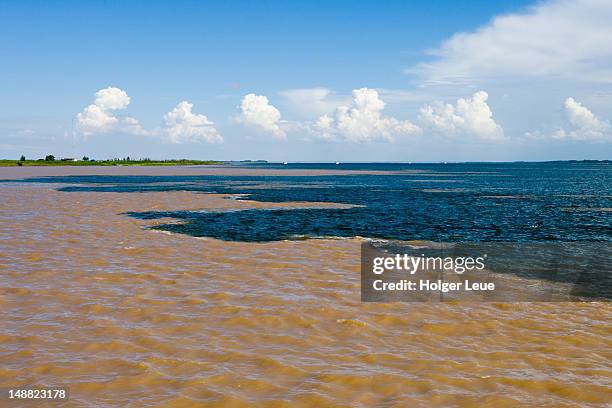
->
<box><xmin>335</xmin><ymin>162</ymin><xmax>340</xmax><ymax>165</ymax></box>
<box><xmin>283</xmin><ymin>162</ymin><xmax>288</xmax><ymax>165</ymax></box>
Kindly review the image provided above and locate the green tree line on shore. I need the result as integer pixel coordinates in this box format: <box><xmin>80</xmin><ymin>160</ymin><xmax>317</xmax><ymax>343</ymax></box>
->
<box><xmin>2</xmin><ymin>155</ymin><xmax>222</xmax><ymax>166</ymax></box>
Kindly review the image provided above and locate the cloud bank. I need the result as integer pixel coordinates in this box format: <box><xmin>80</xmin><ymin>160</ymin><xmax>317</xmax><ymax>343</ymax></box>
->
<box><xmin>415</xmin><ymin>0</ymin><xmax>612</xmax><ymax>85</ymax></box>
<box><xmin>74</xmin><ymin>86</ymin><xmax>611</xmax><ymax>148</ymax></box>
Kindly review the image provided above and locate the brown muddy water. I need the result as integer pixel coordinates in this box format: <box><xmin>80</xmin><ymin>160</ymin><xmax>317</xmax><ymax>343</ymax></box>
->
<box><xmin>0</xmin><ymin>167</ymin><xmax>610</xmax><ymax>407</ymax></box>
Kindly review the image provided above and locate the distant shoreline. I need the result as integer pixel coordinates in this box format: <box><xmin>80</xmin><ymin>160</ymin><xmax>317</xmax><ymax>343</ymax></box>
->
<box><xmin>1</xmin><ymin>159</ymin><xmax>610</xmax><ymax>167</ymax></box>
<box><xmin>0</xmin><ymin>159</ymin><xmax>223</xmax><ymax>167</ymax></box>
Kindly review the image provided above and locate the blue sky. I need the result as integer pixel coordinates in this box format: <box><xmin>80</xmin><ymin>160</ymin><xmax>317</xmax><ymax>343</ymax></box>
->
<box><xmin>1</xmin><ymin>0</ymin><xmax>611</xmax><ymax>162</ymax></box>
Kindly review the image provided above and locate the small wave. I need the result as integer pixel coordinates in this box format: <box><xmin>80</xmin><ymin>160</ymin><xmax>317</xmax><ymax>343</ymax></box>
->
<box><xmin>336</xmin><ymin>318</ymin><xmax>368</xmax><ymax>327</ymax></box>
<box><xmin>422</xmin><ymin>188</ymin><xmax>467</xmax><ymax>193</ymax></box>
<box><xmin>481</xmin><ymin>195</ymin><xmax>535</xmax><ymax>199</ymax></box>
<box><xmin>405</xmin><ymin>179</ymin><xmax>464</xmax><ymax>183</ymax></box>
<box><xmin>562</xmin><ymin>207</ymin><xmax>612</xmax><ymax>212</ymax></box>
<box><xmin>285</xmin><ymin>234</ymin><xmax>357</xmax><ymax>241</ymax></box>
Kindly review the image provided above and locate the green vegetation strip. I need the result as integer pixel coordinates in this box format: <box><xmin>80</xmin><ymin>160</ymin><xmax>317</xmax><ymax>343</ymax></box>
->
<box><xmin>0</xmin><ymin>159</ymin><xmax>222</xmax><ymax>167</ymax></box>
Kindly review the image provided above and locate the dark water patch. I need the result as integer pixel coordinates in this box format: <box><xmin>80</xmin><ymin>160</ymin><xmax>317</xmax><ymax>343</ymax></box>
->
<box><xmin>3</xmin><ymin>162</ymin><xmax>611</xmax><ymax>242</ymax></box>
<box><xmin>126</xmin><ymin>199</ymin><xmax>611</xmax><ymax>243</ymax></box>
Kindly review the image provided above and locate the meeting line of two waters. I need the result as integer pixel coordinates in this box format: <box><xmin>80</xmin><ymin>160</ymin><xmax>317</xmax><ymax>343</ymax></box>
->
<box><xmin>0</xmin><ymin>162</ymin><xmax>610</xmax><ymax>407</ymax></box>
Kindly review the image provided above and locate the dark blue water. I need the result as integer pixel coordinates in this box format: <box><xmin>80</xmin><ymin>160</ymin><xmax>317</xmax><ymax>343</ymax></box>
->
<box><xmin>7</xmin><ymin>162</ymin><xmax>612</xmax><ymax>242</ymax></box>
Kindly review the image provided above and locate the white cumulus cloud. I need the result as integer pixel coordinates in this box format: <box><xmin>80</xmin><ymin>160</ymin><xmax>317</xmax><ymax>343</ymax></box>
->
<box><xmin>75</xmin><ymin>87</ymin><xmax>146</xmax><ymax>136</ymax></box>
<box><xmin>413</xmin><ymin>0</ymin><xmax>612</xmax><ymax>85</ymax></box>
<box><xmin>75</xmin><ymin>88</ymin><xmax>221</xmax><ymax>144</ymax></box>
<box><xmin>238</xmin><ymin>94</ymin><xmax>286</xmax><ymax>139</ymax></box>
<box><xmin>552</xmin><ymin>97</ymin><xmax>611</xmax><ymax>141</ymax></box>
<box><xmin>93</xmin><ymin>87</ymin><xmax>130</xmax><ymax>111</ymax></box>
<box><xmin>75</xmin><ymin>104</ymin><xmax>118</xmax><ymax>134</ymax></box>
<box><xmin>418</xmin><ymin>91</ymin><xmax>504</xmax><ymax>140</ymax></box>
<box><xmin>311</xmin><ymin>88</ymin><xmax>420</xmax><ymax>142</ymax></box>
<box><xmin>162</xmin><ymin>101</ymin><xmax>223</xmax><ymax>144</ymax></box>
